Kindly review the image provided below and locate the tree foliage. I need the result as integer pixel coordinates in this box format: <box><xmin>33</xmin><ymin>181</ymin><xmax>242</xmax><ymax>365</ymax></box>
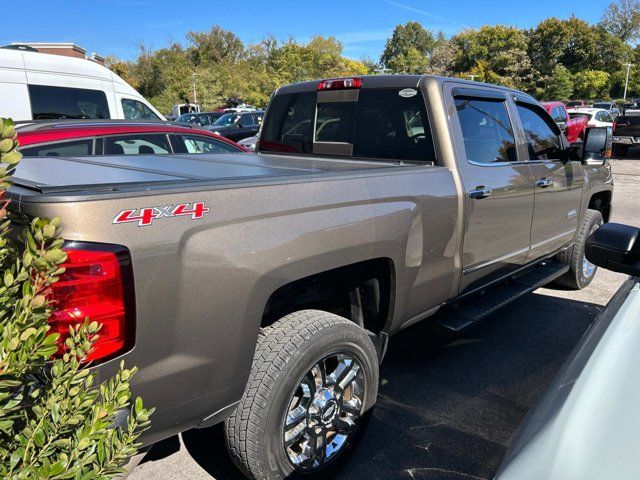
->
<box><xmin>380</xmin><ymin>22</ymin><xmax>436</xmax><ymax>73</ymax></box>
<box><xmin>0</xmin><ymin>118</ymin><xmax>153</xmax><ymax>479</ymax></box>
<box><xmin>121</xmin><ymin>29</ymin><xmax>372</xmax><ymax>113</ymax></box>
<box><xmin>543</xmin><ymin>65</ymin><xmax>574</xmax><ymax>101</ymax></box>
<box><xmin>109</xmin><ymin>2</ymin><xmax>640</xmax><ymax>110</ymax></box>
<box><xmin>574</xmin><ymin>70</ymin><xmax>611</xmax><ymax>99</ymax></box>
<box><xmin>600</xmin><ymin>0</ymin><xmax>640</xmax><ymax>42</ymax></box>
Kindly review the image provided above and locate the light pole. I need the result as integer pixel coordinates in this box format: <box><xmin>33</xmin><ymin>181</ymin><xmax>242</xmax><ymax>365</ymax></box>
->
<box><xmin>623</xmin><ymin>63</ymin><xmax>634</xmax><ymax>103</ymax></box>
<box><xmin>191</xmin><ymin>72</ymin><xmax>198</xmax><ymax>105</ymax></box>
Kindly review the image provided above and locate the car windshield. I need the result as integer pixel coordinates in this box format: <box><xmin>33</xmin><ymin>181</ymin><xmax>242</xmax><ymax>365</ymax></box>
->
<box><xmin>593</xmin><ymin>103</ymin><xmax>611</xmax><ymax>109</ymax></box>
<box><xmin>213</xmin><ymin>114</ymin><xmax>241</xmax><ymax>126</ymax></box>
<box><xmin>176</xmin><ymin>114</ymin><xmax>197</xmax><ymax>123</ymax></box>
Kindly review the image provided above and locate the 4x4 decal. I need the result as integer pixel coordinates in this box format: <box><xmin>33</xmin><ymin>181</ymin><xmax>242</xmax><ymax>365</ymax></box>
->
<box><xmin>113</xmin><ymin>202</ymin><xmax>209</xmax><ymax>227</ymax></box>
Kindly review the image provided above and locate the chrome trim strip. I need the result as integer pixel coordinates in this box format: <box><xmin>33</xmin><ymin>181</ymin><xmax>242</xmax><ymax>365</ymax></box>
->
<box><xmin>530</xmin><ymin>229</ymin><xmax>575</xmax><ymax>251</ymax></box>
<box><xmin>463</xmin><ymin>246</ymin><xmax>530</xmax><ymax>275</ymax></box>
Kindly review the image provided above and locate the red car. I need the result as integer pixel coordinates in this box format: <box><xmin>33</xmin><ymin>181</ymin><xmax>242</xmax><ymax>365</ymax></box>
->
<box><xmin>541</xmin><ymin>101</ymin><xmax>588</xmax><ymax>144</ymax></box>
<box><xmin>16</xmin><ymin>120</ymin><xmax>248</xmax><ymax>157</ymax></box>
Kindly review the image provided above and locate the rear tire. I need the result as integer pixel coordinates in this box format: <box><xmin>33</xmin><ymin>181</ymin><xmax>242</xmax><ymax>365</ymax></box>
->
<box><xmin>556</xmin><ymin>209</ymin><xmax>603</xmax><ymax>290</ymax></box>
<box><xmin>225</xmin><ymin>310</ymin><xmax>379</xmax><ymax>480</ymax></box>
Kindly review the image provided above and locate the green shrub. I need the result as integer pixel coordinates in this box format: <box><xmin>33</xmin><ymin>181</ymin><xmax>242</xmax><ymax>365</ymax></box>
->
<box><xmin>0</xmin><ymin>118</ymin><xmax>153</xmax><ymax>479</ymax></box>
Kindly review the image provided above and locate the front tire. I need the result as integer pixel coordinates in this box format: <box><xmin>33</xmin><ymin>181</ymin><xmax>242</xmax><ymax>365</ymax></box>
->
<box><xmin>556</xmin><ymin>209</ymin><xmax>603</xmax><ymax>290</ymax></box>
<box><xmin>225</xmin><ymin>310</ymin><xmax>379</xmax><ymax>480</ymax></box>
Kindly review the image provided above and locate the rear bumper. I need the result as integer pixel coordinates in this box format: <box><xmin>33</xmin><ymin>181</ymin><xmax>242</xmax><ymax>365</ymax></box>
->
<box><xmin>612</xmin><ymin>136</ymin><xmax>637</xmax><ymax>145</ymax></box>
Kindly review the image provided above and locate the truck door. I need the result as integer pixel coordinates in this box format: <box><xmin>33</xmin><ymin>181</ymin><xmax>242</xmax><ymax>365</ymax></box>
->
<box><xmin>513</xmin><ymin>99</ymin><xmax>584</xmax><ymax>260</ymax></box>
<box><xmin>447</xmin><ymin>87</ymin><xmax>535</xmax><ymax>292</ymax></box>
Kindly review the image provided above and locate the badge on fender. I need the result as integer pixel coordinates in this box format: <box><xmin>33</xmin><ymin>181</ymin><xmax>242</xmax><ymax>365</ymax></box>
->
<box><xmin>113</xmin><ymin>202</ymin><xmax>209</xmax><ymax>227</ymax></box>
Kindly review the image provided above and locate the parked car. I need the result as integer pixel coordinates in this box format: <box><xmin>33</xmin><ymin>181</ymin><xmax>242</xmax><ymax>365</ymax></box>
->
<box><xmin>0</xmin><ymin>48</ymin><xmax>164</xmax><ymax>121</ymax></box>
<box><xmin>175</xmin><ymin>111</ymin><xmax>224</xmax><ymax>127</ymax></box>
<box><xmin>592</xmin><ymin>101</ymin><xmax>620</xmax><ymax>119</ymax></box>
<box><xmin>237</xmin><ymin>134</ymin><xmax>259</xmax><ymax>151</ymax></box>
<box><xmin>8</xmin><ymin>76</ymin><xmax>613</xmax><ymax>480</ymax></box>
<box><xmin>496</xmin><ymin>222</ymin><xmax>640</xmax><ymax>480</ymax></box>
<box><xmin>611</xmin><ymin>114</ymin><xmax>640</xmax><ymax>156</ymax></box>
<box><xmin>566</xmin><ymin>100</ymin><xmax>591</xmax><ymax>108</ymax></box>
<box><xmin>542</xmin><ymin>101</ymin><xmax>588</xmax><ymax>143</ymax></box>
<box><xmin>16</xmin><ymin>120</ymin><xmax>246</xmax><ymax>156</ymax></box>
<box><xmin>223</xmin><ymin>103</ymin><xmax>258</xmax><ymax>113</ymax></box>
<box><xmin>568</xmin><ymin>108</ymin><xmax>614</xmax><ymax>128</ymax></box>
<box><xmin>209</xmin><ymin>111</ymin><xmax>264</xmax><ymax>141</ymax></box>
<box><xmin>171</xmin><ymin>103</ymin><xmax>200</xmax><ymax>118</ymax></box>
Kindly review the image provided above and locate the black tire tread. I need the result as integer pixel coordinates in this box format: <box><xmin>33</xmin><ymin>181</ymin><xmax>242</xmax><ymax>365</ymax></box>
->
<box><xmin>224</xmin><ymin>310</ymin><xmax>376</xmax><ymax>480</ymax></box>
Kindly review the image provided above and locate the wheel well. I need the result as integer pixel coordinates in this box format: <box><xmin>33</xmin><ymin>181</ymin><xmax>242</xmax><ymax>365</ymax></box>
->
<box><xmin>588</xmin><ymin>191</ymin><xmax>612</xmax><ymax>222</ymax></box>
<box><xmin>262</xmin><ymin>258</ymin><xmax>394</xmax><ymax>334</ymax></box>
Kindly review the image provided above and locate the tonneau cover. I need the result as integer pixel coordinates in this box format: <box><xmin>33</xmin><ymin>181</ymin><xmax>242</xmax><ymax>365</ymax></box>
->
<box><xmin>12</xmin><ymin>152</ymin><xmax>394</xmax><ymax>195</ymax></box>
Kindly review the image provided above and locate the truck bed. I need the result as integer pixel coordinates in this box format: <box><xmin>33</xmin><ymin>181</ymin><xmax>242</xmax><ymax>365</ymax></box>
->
<box><xmin>12</xmin><ymin>152</ymin><xmax>417</xmax><ymax>196</ymax></box>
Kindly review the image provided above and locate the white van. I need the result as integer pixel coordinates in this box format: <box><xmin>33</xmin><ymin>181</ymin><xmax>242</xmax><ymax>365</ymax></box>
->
<box><xmin>0</xmin><ymin>48</ymin><xmax>164</xmax><ymax>121</ymax></box>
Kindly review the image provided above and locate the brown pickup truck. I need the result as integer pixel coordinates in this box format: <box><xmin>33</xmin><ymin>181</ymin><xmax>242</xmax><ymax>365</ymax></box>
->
<box><xmin>9</xmin><ymin>75</ymin><xmax>613</xmax><ymax>480</ymax></box>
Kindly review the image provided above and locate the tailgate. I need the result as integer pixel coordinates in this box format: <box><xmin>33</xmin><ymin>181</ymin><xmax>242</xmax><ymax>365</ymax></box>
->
<box><xmin>614</xmin><ymin>116</ymin><xmax>640</xmax><ymax>137</ymax></box>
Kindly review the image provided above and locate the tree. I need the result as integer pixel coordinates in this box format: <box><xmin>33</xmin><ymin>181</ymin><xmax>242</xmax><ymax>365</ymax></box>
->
<box><xmin>543</xmin><ymin>64</ymin><xmax>574</xmax><ymax>100</ymax></box>
<box><xmin>452</xmin><ymin>26</ymin><xmax>534</xmax><ymax>91</ymax></box>
<box><xmin>186</xmin><ymin>26</ymin><xmax>245</xmax><ymax>66</ymax></box>
<box><xmin>381</xmin><ymin>22</ymin><xmax>436</xmax><ymax>73</ymax></box>
<box><xmin>600</xmin><ymin>0</ymin><xmax>640</xmax><ymax>43</ymax></box>
<box><xmin>426</xmin><ymin>32</ymin><xmax>459</xmax><ymax>76</ymax></box>
<box><xmin>574</xmin><ymin>70</ymin><xmax>611</xmax><ymax>98</ymax></box>
<box><xmin>0</xmin><ymin>118</ymin><xmax>153</xmax><ymax>478</ymax></box>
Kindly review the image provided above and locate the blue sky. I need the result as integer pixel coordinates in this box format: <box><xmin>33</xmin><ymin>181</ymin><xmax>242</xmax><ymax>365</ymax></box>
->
<box><xmin>1</xmin><ymin>0</ymin><xmax>610</xmax><ymax>61</ymax></box>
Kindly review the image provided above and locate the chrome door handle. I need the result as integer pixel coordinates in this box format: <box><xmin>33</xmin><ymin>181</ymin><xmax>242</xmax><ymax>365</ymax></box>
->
<box><xmin>536</xmin><ymin>178</ymin><xmax>553</xmax><ymax>188</ymax></box>
<box><xmin>469</xmin><ymin>186</ymin><xmax>493</xmax><ymax>199</ymax></box>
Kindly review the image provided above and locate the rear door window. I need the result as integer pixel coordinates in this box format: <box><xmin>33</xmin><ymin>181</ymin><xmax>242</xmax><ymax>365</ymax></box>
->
<box><xmin>29</xmin><ymin>85</ymin><xmax>110</xmax><ymax>120</ymax></box>
<box><xmin>20</xmin><ymin>139</ymin><xmax>93</xmax><ymax>157</ymax></box>
<box><xmin>261</xmin><ymin>88</ymin><xmax>436</xmax><ymax>162</ymax></box>
<box><xmin>103</xmin><ymin>134</ymin><xmax>170</xmax><ymax>155</ymax></box>
<box><xmin>171</xmin><ymin>134</ymin><xmax>241</xmax><ymax>154</ymax></box>
<box><xmin>455</xmin><ymin>98</ymin><xmax>516</xmax><ymax>163</ymax></box>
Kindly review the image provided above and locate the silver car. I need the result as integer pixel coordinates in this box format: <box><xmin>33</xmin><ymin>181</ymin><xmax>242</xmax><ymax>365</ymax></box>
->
<box><xmin>496</xmin><ymin>222</ymin><xmax>640</xmax><ymax>480</ymax></box>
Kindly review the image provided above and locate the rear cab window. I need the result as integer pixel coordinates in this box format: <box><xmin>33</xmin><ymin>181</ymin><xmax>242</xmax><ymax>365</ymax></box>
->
<box><xmin>260</xmin><ymin>86</ymin><xmax>436</xmax><ymax>163</ymax></box>
<box><xmin>29</xmin><ymin>85</ymin><xmax>110</xmax><ymax>120</ymax></box>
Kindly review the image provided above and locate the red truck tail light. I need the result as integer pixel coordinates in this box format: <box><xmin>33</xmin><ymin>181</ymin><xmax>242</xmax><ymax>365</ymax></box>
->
<box><xmin>48</xmin><ymin>244</ymin><xmax>135</xmax><ymax>363</ymax></box>
<box><xmin>317</xmin><ymin>77</ymin><xmax>362</xmax><ymax>91</ymax></box>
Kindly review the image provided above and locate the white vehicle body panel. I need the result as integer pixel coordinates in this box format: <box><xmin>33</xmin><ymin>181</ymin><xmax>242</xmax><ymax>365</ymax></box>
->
<box><xmin>0</xmin><ymin>49</ymin><xmax>163</xmax><ymax>121</ymax></box>
<box><xmin>497</xmin><ymin>279</ymin><xmax>640</xmax><ymax>480</ymax></box>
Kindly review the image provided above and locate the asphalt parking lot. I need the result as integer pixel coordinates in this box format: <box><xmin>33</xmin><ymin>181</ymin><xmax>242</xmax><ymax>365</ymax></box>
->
<box><xmin>130</xmin><ymin>158</ymin><xmax>640</xmax><ymax>480</ymax></box>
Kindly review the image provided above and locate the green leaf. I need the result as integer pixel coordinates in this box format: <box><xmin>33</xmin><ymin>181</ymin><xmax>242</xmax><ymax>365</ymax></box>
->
<box><xmin>2</xmin><ymin>150</ymin><xmax>21</xmax><ymax>165</ymax></box>
<box><xmin>33</xmin><ymin>428</ymin><xmax>46</xmax><ymax>447</ymax></box>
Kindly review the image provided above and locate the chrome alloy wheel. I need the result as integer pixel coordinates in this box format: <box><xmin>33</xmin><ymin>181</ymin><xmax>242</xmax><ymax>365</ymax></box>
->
<box><xmin>283</xmin><ymin>352</ymin><xmax>365</xmax><ymax>471</ymax></box>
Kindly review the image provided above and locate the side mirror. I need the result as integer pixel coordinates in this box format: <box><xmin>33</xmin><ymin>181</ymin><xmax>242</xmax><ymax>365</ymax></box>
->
<box><xmin>582</xmin><ymin>127</ymin><xmax>611</xmax><ymax>165</ymax></box>
<box><xmin>585</xmin><ymin>223</ymin><xmax>640</xmax><ymax>276</ymax></box>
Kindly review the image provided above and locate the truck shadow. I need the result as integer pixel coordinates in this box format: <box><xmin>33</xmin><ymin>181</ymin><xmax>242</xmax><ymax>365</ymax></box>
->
<box><xmin>169</xmin><ymin>291</ymin><xmax>600</xmax><ymax>480</ymax></box>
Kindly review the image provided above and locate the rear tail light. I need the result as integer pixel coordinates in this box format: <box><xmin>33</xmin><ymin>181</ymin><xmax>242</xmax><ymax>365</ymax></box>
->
<box><xmin>48</xmin><ymin>243</ymin><xmax>134</xmax><ymax>363</ymax></box>
<box><xmin>317</xmin><ymin>77</ymin><xmax>362</xmax><ymax>91</ymax></box>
